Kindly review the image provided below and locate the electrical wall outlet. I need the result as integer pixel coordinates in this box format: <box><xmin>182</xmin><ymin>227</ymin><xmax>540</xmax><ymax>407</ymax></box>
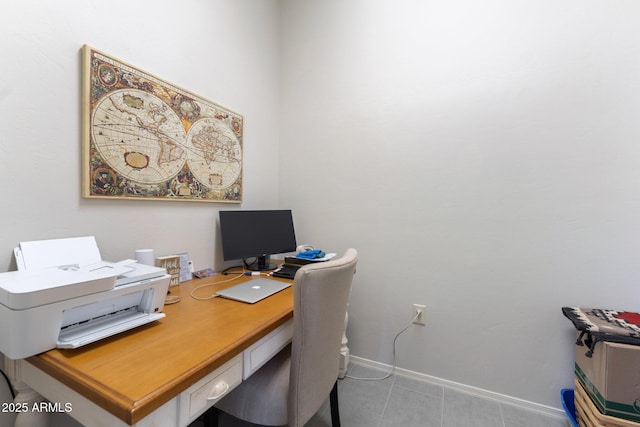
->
<box><xmin>413</xmin><ymin>304</ymin><xmax>426</xmax><ymax>325</ymax></box>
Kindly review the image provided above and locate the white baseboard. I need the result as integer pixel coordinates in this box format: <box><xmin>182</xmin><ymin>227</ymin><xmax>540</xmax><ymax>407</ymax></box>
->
<box><xmin>348</xmin><ymin>355</ymin><xmax>567</xmax><ymax>420</ymax></box>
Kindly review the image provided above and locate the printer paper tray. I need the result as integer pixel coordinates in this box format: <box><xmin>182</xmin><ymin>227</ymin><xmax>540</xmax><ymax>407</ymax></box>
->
<box><xmin>57</xmin><ymin>309</ymin><xmax>165</xmax><ymax>349</ymax></box>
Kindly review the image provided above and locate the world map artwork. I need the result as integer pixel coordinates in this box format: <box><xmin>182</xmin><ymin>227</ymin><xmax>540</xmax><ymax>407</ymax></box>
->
<box><xmin>82</xmin><ymin>45</ymin><xmax>243</xmax><ymax>202</ymax></box>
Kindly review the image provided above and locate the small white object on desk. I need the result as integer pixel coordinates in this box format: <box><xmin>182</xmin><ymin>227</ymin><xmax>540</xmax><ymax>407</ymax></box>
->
<box><xmin>135</xmin><ymin>249</ymin><xmax>155</xmax><ymax>266</ymax></box>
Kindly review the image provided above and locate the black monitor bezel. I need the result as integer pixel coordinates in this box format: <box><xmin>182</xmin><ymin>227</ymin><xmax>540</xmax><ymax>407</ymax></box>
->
<box><xmin>219</xmin><ymin>209</ymin><xmax>297</xmax><ymax>271</ymax></box>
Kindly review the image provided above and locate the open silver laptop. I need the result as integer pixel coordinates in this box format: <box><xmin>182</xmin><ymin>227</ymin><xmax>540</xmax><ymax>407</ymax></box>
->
<box><xmin>215</xmin><ymin>278</ymin><xmax>291</xmax><ymax>304</ymax></box>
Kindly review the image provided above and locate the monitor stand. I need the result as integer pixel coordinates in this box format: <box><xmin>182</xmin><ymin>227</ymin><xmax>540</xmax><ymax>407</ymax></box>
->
<box><xmin>245</xmin><ymin>255</ymin><xmax>276</xmax><ymax>271</ymax></box>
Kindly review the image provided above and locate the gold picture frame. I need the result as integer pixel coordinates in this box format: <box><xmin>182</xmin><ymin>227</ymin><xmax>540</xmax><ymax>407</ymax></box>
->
<box><xmin>82</xmin><ymin>45</ymin><xmax>243</xmax><ymax>202</ymax></box>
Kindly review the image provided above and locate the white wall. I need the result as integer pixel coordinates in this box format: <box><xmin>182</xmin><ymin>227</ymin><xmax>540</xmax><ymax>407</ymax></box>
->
<box><xmin>3</xmin><ymin>0</ymin><xmax>640</xmax><ymax>417</ymax></box>
<box><xmin>279</xmin><ymin>0</ymin><xmax>640</xmax><ymax>409</ymax></box>
<box><xmin>0</xmin><ymin>0</ymin><xmax>281</xmax><ymax>273</ymax></box>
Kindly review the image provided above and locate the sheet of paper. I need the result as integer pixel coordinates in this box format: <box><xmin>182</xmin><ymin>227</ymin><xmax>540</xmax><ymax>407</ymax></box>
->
<box><xmin>18</xmin><ymin>236</ymin><xmax>102</xmax><ymax>270</ymax></box>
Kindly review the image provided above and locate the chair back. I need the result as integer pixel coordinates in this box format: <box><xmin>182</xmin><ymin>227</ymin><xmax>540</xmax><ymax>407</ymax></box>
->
<box><xmin>288</xmin><ymin>248</ymin><xmax>358</xmax><ymax>427</ymax></box>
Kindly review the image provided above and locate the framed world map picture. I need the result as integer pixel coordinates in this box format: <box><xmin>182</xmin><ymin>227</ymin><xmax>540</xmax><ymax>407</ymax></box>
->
<box><xmin>82</xmin><ymin>45</ymin><xmax>243</xmax><ymax>202</ymax></box>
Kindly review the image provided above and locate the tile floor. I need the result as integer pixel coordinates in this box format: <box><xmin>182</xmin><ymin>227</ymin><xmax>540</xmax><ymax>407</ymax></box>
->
<box><xmin>195</xmin><ymin>363</ymin><xmax>572</xmax><ymax>427</ymax></box>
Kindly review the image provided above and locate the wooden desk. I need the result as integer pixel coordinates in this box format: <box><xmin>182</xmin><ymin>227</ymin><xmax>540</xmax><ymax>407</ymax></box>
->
<box><xmin>7</xmin><ymin>274</ymin><xmax>293</xmax><ymax>426</ymax></box>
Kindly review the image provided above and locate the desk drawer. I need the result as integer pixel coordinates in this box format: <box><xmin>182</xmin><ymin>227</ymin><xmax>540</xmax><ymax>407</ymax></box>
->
<box><xmin>188</xmin><ymin>354</ymin><xmax>242</xmax><ymax>419</ymax></box>
<box><xmin>243</xmin><ymin>318</ymin><xmax>293</xmax><ymax>380</ymax></box>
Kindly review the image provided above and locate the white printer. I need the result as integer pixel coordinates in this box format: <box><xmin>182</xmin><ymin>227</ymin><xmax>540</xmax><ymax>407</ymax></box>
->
<box><xmin>0</xmin><ymin>237</ymin><xmax>171</xmax><ymax>359</ymax></box>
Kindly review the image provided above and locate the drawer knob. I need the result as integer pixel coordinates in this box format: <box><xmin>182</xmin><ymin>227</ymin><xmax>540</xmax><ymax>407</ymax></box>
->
<box><xmin>207</xmin><ymin>381</ymin><xmax>230</xmax><ymax>400</ymax></box>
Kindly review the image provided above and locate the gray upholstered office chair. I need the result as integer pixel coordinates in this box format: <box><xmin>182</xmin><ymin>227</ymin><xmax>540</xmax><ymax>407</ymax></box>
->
<box><xmin>207</xmin><ymin>248</ymin><xmax>358</xmax><ymax>427</ymax></box>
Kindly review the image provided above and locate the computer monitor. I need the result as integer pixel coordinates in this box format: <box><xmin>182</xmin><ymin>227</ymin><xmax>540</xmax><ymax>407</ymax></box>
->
<box><xmin>219</xmin><ymin>209</ymin><xmax>297</xmax><ymax>271</ymax></box>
